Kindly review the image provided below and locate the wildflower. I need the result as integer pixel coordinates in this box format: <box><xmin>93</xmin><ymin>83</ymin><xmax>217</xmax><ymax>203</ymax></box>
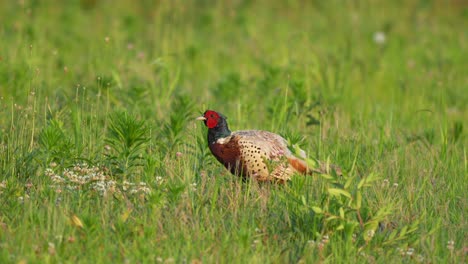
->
<box><xmin>251</xmin><ymin>239</ymin><xmax>260</xmax><ymax>249</ymax></box>
<box><xmin>406</xmin><ymin>247</ymin><xmax>414</xmax><ymax>256</ymax></box>
<box><xmin>317</xmin><ymin>242</ymin><xmax>325</xmax><ymax>250</ymax></box>
<box><xmin>51</xmin><ymin>175</ymin><xmax>65</xmax><ymax>183</ymax></box>
<box><xmin>122</xmin><ymin>180</ymin><xmax>132</xmax><ymax>191</ymax></box>
<box><xmin>393</xmin><ymin>183</ymin><xmax>399</xmax><ymax>188</ymax></box>
<box><xmin>48</xmin><ymin>242</ymin><xmax>56</xmax><ymax>255</ymax></box>
<box><xmin>55</xmin><ymin>196</ymin><xmax>62</xmax><ymax>206</ymax></box>
<box><xmin>321</xmin><ymin>235</ymin><xmax>329</xmax><ymax>244</ymax></box>
<box><xmin>139</xmin><ymin>186</ymin><xmax>151</xmax><ymax>195</ymax></box>
<box><xmin>366</xmin><ymin>230</ymin><xmax>375</xmax><ymax>239</ymax></box>
<box><xmin>373</xmin><ymin>31</ymin><xmax>386</xmax><ymax>45</ymax></box>
<box><xmin>33</xmin><ymin>244</ymin><xmax>41</xmax><ymax>255</ymax></box>
<box><xmin>92</xmin><ymin>181</ymin><xmax>106</xmax><ymax>195</ymax></box>
<box><xmin>137</xmin><ymin>52</ymin><xmax>145</xmax><ymax>59</ymax></box>
<box><xmin>44</xmin><ymin>163</ymin><xmax>151</xmax><ymax>198</ymax></box>
<box><xmin>397</xmin><ymin>247</ymin><xmax>405</xmax><ymax>256</ymax></box>
<box><xmin>66</xmin><ymin>185</ymin><xmax>78</xmax><ymax>191</ymax></box>
<box><xmin>45</xmin><ymin>168</ymin><xmax>54</xmax><ymax>176</ymax></box>
<box><xmin>176</xmin><ymin>152</ymin><xmax>183</xmax><ymax>158</ymax></box>
<box><xmin>447</xmin><ymin>240</ymin><xmax>455</xmax><ymax>250</ymax></box>
<box><xmin>155</xmin><ymin>176</ymin><xmax>164</xmax><ymax>185</ymax></box>
<box><xmin>106</xmin><ymin>182</ymin><xmax>115</xmax><ymax>194</ymax></box>
<box><xmin>382</xmin><ymin>179</ymin><xmax>389</xmax><ymax>187</ymax></box>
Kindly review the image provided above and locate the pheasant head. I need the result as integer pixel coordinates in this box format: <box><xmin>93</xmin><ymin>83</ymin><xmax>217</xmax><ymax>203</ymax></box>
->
<box><xmin>196</xmin><ymin>110</ymin><xmax>231</xmax><ymax>144</ymax></box>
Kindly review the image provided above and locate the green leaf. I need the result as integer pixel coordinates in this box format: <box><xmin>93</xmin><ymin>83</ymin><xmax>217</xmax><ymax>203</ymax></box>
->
<box><xmin>344</xmin><ymin>175</ymin><xmax>355</xmax><ymax>189</ymax></box>
<box><xmin>311</xmin><ymin>206</ymin><xmax>323</xmax><ymax>214</ymax></box>
<box><xmin>105</xmin><ymin>111</ymin><xmax>150</xmax><ymax>175</ymax></box>
<box><xmin>320</xmin><ymin>174</ymin><xmax>334</xmax><ymax>180</ymax></box>
<box><xmin>345</xmin><ymin>222</ymin><xmax>359</xmax><ymax>237</ymax></box>
<box><xmin>358</xmin><ymin>172</ymin><xmax>381</xmax><ymax>189</ymax></box>
<box><xmin>364</xmin><ymin>220</ymin><xmax>379</xmax><ymax>231</ymax></box>
<box><xmin>399</xmin><ymin>226</ymin><xmax>408</xmax><ymax>238</ymax></box>
<box><xmin>112</xmin><ymin>70</ymin><xmax>122</xmax><ymax>89</ymax></box>
<box><xmin>328</xmin><ymin>188</ymin><xmax>352</xmax><ymax>199</ymax></box>
<box><xmin>364</xmin><ymin>221</ymin><xmax>378</xmax><ymax>242</ymax></box>
<box><xmin>304</xmin><ymin>158</ymin><xmax>319</xmax><ymax>169</ymax></box>
<box><xmin>355</xmin><ymin>191</ymin><xmax>362</xmax><ymax>209</ymax></box>
<box><xmin>388</xmin><ymin>230</ymin><xmax>397</xmax><ymax>241</ymax></box>
<box><xmin>325</xmin><ymin>215</ymin><xmax>339</xmax><ymax>222</ymax></box>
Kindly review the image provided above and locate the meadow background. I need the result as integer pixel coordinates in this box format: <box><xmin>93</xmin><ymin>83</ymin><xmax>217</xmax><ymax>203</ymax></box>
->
<box><xmin>0</xmin><ymin>0</ymin><xmax>466</xmax><ymax>263</ymax></box>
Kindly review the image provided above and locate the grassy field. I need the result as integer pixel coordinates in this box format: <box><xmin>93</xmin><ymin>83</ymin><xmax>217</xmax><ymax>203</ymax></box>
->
<box><xmin>0</xmin><ymin>0</ymin><xmax>466</xmax><ymax>263</ymax></box>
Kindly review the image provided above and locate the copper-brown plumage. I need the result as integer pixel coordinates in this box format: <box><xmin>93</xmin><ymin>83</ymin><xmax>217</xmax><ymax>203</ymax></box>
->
<box><xmin>197</xmin><ymin>110</ymin><xmax>341</xmax><ymax>183</ymax></box>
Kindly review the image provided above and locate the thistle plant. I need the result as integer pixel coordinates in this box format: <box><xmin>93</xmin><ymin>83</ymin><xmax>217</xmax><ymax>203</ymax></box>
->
<box><xmin>158</xmin><ymin>95</ymin><xmax>194</xmax><ymax>155</ymax></box>
<box><xmin>105</xmin><ymin>112</ymin><xmax>150</xmax><ymax>177</ymax></box>
<box><xmin>37</xmin><ymin>119</ymin><xmax>74</xmax><ymax>167</ymax></box>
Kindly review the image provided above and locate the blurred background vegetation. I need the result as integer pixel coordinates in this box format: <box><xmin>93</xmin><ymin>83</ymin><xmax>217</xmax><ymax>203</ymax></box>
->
<box><xmin>0</xmin><ymin>0</ymin><xmax>466</xmax><ymax>262</ymax></box>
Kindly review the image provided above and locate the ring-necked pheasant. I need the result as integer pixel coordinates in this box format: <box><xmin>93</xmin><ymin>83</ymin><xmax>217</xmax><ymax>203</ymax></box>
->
<box><xmin>197</xmin><ymin>110</ymin><xmax>342</xmax><ymax>183</ymax></box>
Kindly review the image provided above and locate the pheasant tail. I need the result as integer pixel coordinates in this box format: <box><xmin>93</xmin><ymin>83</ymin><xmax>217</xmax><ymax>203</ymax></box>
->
<box><xmin>288</xmin><ymin>156</ymin><xmax>343</xmax><ymax>176</ymax></box>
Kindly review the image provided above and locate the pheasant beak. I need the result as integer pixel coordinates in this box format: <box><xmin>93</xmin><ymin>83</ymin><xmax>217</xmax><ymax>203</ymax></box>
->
<box><xmin>195</xmin><ymin>116</ymin><xmax>206</xmax><ymax>121</ymax></box>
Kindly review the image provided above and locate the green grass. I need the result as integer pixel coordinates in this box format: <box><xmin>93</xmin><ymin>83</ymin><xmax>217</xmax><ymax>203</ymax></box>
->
<box><xmin>0</xmin><ymin>0</ymin><xmax>466</xmax><ymax>263</ymax></box>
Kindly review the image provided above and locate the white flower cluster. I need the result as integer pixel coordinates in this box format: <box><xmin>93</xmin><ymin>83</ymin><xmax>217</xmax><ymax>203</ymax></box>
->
<box><xmin>45</xmin><ymin>163</ymin><xmax>151</xmax><ymax>197</ymax></box>
<box><xmin>122</xmin><ymin>181</ymin><xmax>151</xmax><ymax>195</ymax></box>
<box><xmin>397</xmin><ymin>247</ymin><xmax>424</xmax><ymax>261</ymax></box>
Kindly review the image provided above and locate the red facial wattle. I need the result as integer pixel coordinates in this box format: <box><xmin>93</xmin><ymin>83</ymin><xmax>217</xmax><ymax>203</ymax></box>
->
<box><xmin>206</xmin><ymin>118</ymin><xmax>218</xmax><ymax>128</ymax></box>
<box><xmin>205</xmin><ymin>110</ymin><xmax>219</xmax><ymax>128</ymax></box>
